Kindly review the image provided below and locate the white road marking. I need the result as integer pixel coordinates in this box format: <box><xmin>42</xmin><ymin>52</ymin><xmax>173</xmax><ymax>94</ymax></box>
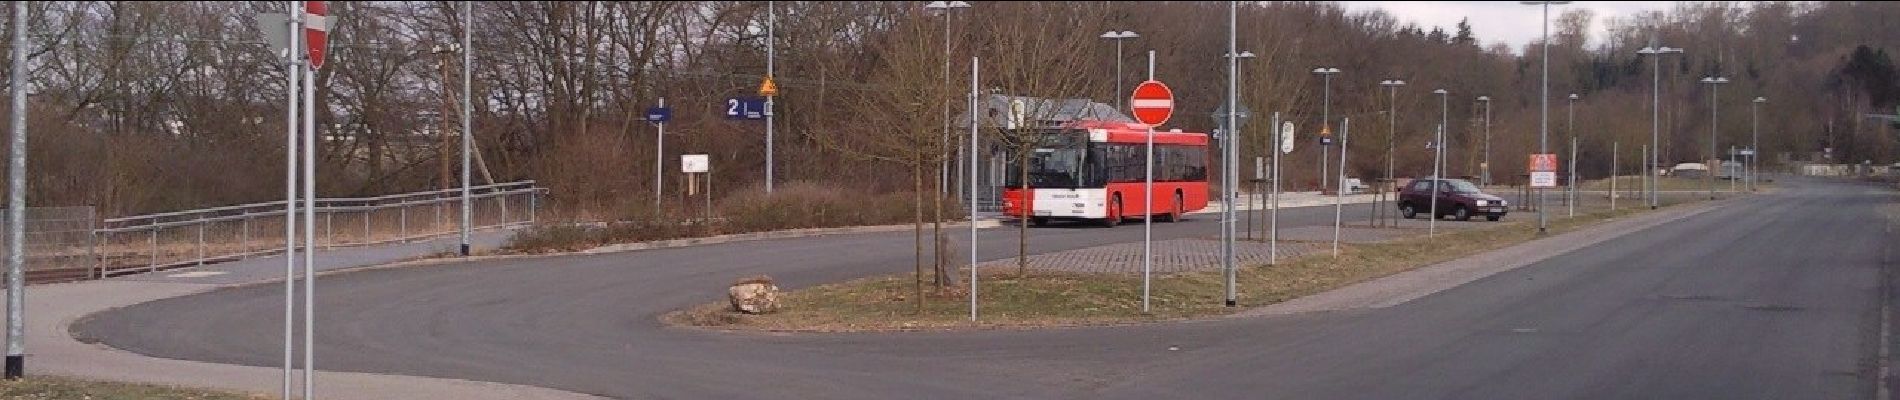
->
<box><xmin>165</xmin><ymin>271</ymin><xmax>229</xmax><ymax>278</ymax></box>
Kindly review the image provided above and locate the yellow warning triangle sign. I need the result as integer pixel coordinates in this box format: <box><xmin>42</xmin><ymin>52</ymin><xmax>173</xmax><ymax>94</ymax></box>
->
<box><xmin>759</xmin><ymin>77</ymin><xmax>779</xmax><ymax>97</ymax></box>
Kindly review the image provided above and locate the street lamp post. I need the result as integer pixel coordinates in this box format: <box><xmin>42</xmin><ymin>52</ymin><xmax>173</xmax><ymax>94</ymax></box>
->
<box><xmin>1100</xmin><ymin>30</ymin><xmax>1139</xmax><ymax>111</ymax></box>
<box><xmin>1567</xmin><ymin>93</ymin><xmax>1579</xmax><ymax>217</ymax></box>
<box><xmin>1431</xmin><ymin>89</ymin><xmax>1449</xmax><ymax>237</ymax></box>
<box><xmin>1380</xmin><ymin>79</ymin><xmax>1405</xmax><ymax>227</ymax></box>
<box><xmin>1313</xmin><ymin>67</ymin><xmax>1340</xmax><ymax>191</ymax></box>
<box><xmin>1700</xmin><ymin>76</ymin><xmax>1728</xmax><ymax>200</ymax></box>
<box><xmin>1636</xmin><ymin>40</ymin><xmax>1683</xmax><ymax>209</ymax></box>
<box><xmin>926</xmin><ymin>1</ymin><xmax>970</xmax><ymax>198</ymax></box>
<box><xmin>1477</xmin><ymin>96</ymin><xmax>1491</xmax><ymax>186</ymax></box>
<box><xmin>1752</xmin><ymin>96</ymin><xmax>1766</xmax><ymax>191</ymax></box>
<box><xmin>1522</xmin><ymin>0</ymin><xmax>1570</xmax><ymax>235</ymax></box>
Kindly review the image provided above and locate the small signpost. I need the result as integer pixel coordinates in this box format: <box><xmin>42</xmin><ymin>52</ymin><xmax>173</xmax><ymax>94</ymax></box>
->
<box><xmin>683</xmin><ymin>154</ymin><xmax>711</xmax><ymax>220</ymax></box>
<box><xmin>1530</xmin><ymin>153</ymin><xmax>1559</xmax><ymax>188</ymax></box>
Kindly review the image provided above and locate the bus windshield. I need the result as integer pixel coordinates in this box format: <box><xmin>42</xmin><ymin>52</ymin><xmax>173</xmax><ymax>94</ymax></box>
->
<box><xmin>1006</xmin><ymin>131</ymin><xmax>1089</xmax><ymax>188</ymax></box>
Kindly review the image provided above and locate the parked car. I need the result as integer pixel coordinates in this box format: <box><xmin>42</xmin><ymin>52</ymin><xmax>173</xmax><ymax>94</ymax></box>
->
<box><xmin>1397</xmin><ymin>178</ymin><xmax>1508</xmax><ymax>221</ymax></box>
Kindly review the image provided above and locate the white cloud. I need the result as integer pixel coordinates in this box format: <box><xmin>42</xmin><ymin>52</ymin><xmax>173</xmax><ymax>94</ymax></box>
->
<box><xmin>1337</xmin><ymin>1</ymin><xmax>1673</xmax><ymax>53</ymax></box>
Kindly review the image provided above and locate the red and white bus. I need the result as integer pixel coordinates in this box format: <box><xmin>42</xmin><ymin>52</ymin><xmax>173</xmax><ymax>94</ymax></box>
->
<box><xmin>1001</xmin><ymin>120</ymin><xmax>1210</xmax><ymax>227</ymax></box>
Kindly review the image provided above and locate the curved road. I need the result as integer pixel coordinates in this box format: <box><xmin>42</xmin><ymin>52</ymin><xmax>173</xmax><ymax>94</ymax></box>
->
<box><xmin>78</xmin><ymin>179</ymin><xmax>1896</xmax><ymax>399</ymax></box>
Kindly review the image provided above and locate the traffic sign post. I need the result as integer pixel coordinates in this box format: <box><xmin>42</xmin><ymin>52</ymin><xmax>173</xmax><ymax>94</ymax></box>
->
<box><xmin>650</xmin><ymin>99</ymin><xmax>670</xmax><ymax>208</ymax></box>
<box><xmin>1132</xmin><ymin>53</ymin><xmax>1169</xmax><ymax>314</ymax></box>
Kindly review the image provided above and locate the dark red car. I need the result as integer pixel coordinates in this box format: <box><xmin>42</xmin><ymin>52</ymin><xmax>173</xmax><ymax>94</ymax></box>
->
<box><xmin>1397</xmin><ymin>178</ymin><xmax>1508</xmax><ymax>221</ymax></box>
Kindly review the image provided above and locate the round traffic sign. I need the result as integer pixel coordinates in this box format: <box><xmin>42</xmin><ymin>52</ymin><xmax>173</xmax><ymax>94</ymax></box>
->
<box><xmin>1129</xmin><ymin>80</ymin><xmax>1175</xmax><ymax>126</ymax></box>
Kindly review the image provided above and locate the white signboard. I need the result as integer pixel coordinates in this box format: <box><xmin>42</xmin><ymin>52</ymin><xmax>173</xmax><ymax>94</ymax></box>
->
<box><xmin>681</xmin><ymin>154</ymin><xmax>709</xmax><ymax>173</ymax></box>
<box><xmin>1530</xmin><ymin>171</ymin><xmax>1558</xmax><ymax>188</ymax></box>
<box><xmin>1280</xmin><ymin>122</ymin><xmax>1296</xmax><ymax>154</ymax></box>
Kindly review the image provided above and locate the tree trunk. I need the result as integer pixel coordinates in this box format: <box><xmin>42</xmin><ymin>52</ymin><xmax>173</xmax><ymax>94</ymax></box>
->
<box><xmin>1018</xmin><ymin>151</ymin><xmax>1029</xmax><ymax>277</ymax></box>
<box><xmin>913</xmin><ymin>162</ymin><xmax>925</xmax><ymax>314</ymax></box>
<box><xmin>932</xmin><ymin>163</ymin><xmax>955</xmax><ymax>289</ymax></box>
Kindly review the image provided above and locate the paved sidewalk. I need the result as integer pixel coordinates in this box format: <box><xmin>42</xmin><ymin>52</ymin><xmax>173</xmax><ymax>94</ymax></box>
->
<box><xmin>30</xmin><ymin>280</ymin><xmax>602</xmax><ymax>399</ymax></box>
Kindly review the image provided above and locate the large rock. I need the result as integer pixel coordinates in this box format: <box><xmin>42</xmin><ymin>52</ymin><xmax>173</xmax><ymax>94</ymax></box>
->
<box><xmin>728</xmin><ymin>275</ymin><xmax>780</xmax><ymax>314</ymax></box>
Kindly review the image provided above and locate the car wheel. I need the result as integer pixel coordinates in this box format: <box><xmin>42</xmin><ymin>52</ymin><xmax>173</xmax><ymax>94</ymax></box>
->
<box><xmin>1102</xmin><ymin>196</ymin><xmax>1122</xmax><ymax>228</ymax></box>
<box><xmin>1454</xmin><ymin>206</ymin><xmax>1472</xmax><ymax>221</ymax></box>
<box><xmin>1485</xmin><ymin>215</ymin><xmax>1501</xmax><ymax>222</ymax></box>
<box><xmin>1401</xmin><ymin>204</ymin><xmax>1418</xmax><ymax>219</ymax></box>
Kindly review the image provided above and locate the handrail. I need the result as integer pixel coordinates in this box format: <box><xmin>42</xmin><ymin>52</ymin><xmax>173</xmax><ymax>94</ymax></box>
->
<box><xmin>102</xmin><ymin>181</ymin><xmax>537</xmax><ymax>225</ymax></box>
<box><xmin>92</xmin><ymin>187</ymin><xmax>543</xmax><ymax>234</ymax></box>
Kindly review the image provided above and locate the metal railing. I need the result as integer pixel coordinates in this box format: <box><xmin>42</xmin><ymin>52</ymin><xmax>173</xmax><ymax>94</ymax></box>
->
<box><xmin>91</xmin><ymin>181</ymin><xmax>544</xmax><ymax>277</ymax></box>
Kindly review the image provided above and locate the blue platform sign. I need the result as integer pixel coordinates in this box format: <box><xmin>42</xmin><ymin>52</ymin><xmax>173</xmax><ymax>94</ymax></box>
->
<box><xmin>724</xmin><ymin>97</ymin><xmax>767</xmax><ymax>121</ymax></box>
<box><xmin>646</xmin><ymin>106</ymin><xmax>671</xmax><ymax>123</ymax></box>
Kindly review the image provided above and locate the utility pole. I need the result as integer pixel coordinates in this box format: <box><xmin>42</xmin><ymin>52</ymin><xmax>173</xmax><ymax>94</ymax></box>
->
<box><xmin>1522</xmin><ymin>0</ymin><xmax>1571</xmax><ymax>234</ymax></box>
<box><xmin>1313</xmin><ymin>67</ymin><xmax>1340</xmax><ymax>190</ymax></box>
<box><xmin>1700</xmin><ymin>76</ymin><xmax>1728</xmax><ymax>200</ymax></box>
<box><xmin>459</xmin><ymin>2</ymin><xmax>473</xmax><ymax>257</ymax></box>
<box><xmin>1637</xmin><ymin>38</ymin><xmax>1682</xmax><ymax>209</ymax></box>
<box><xmin>764</xmin><ymin>1</ymin><xmax>777</xmax><ymax>193</ymax></box>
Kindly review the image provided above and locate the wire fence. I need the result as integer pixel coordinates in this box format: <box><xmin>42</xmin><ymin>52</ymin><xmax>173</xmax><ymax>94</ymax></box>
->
<box><xmin>0</xmin><ymin>206</ymin><xmax>97</xmax><ymax>283</ymax></box>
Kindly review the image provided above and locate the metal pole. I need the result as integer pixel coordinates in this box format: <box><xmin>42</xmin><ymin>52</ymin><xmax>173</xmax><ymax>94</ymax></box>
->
<box><xmin>399</xmin><ymin>204</ymin><xmax>407</xmax><ymax>240</ymax></box>
<box><xmin>148</xmin><ymin>228</ymin><xmax>157</xmax><ymax>272</ymax></box>
<box><xmin>196</xmin><ymin>222</ymin><xmax>205</xmax><ymax>265</ymax></box>
<box><xmin>1333</xmin><ymin>119</ymin><xmax>1349</xmax><ymax>257</ymax></box>
<box><xmin>1730</xmin><ymin>145</ymin><xmax>1737</xmax><ymax>193</ymax></box>
<box><xmin>1649</xmin><ymin>42</ymin><xmax>1661</xmax><ymax>209</ymax></box>
<box><xmin>1224</xmin><ymin>1</ymin><xmax>1237</xmax><ymax>307</ymax></box>
<box><xmin>1537</xmin><ymin>1</ymin><xmax>1550</xmax><ymax>234</ymax></box>
<box><xmin>1751</xmin><ymin>99</ymin><xmax>1759</xmax><ymax>191</ymax></box>
<box><xmin>1320</xmin><ymin>74</ymin><xmax>1331</xmax><ymax>191</ymax></box>
<box><xmin>1482</xmin><ymin>100</ymin><xmax>1491</xmax><ymax>186</ymax></box>
<box><xmin>1641</xmin><ymin>145</ymin><xmax>1649</xmax><ymax>206</ymax></box>
<box><xmin>1269</xmin><ymin>112</ymin><xmax>1280</xmax><ymax>265</ymax></box>
<box><xmin>1611</xmin><ymin>141</ymin><xmax>1618</xmax><ymax>210</ymax></box>
<box><xmin>1386</xmin><ymin>84</ymin><xmax>1398</xmax><ymax>227</ymax></box>
<box><xmin>1142</xmin><ymin>50</ymin><xmax>1154</xmax><ymax>314</ymax></box>
<box><xmin>1114</xmin><ymin>40</ymin><xmax>1123</xmax><ymax>111</ymax></box>
<box><xmin>4</xmin><ymin>0</ymin><xmax>28</xmax><ymax>378</ymax></box>
<box><xmin>1431</xmin><ymin>124</ymin><xmax>1442</xmax><ymax>237</ymax></box>
<box><xmin>764</xmin><ymin>0</ymin><xmax>776</xmax><ymax>194</ymax></box>
<box><xmin>941</xmin><ymin>9</ymin><xmax>950</xmax><ymax>197</ymax></box>
<box><xmin>1569</xmin><ymin>136</ymin><xmax>1578</xmax><ymax>217</ymax></box>
<box><xmin>968</xmin><ymin>56</ymin><xmax>979</xmax><ymax>321</ymax></box>
<box><xmin>1708</xmin><ymin>81</ymin><xmax>1719</xmax><ymax>200</ymax></box>
<box><xmin>300</xmin><ymin>9</ymin><xmax>319</xmax><ymax>395</ymax></box>
<box><xmin>459</xmin><ymin>1</ymin><xmax>473</xmax><ymax>256</ymax></box>
<box><xmin>656</xmin><ymin>97</ymin><xmax>665</xmax><ymax>208</ymax></box>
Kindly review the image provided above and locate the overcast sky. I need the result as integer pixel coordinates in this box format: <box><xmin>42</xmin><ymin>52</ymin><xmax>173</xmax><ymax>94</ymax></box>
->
<box><xmin>1338</xmin><ymin>1</ymin><xmax>1676</xmax><ymax>53</ymax></box>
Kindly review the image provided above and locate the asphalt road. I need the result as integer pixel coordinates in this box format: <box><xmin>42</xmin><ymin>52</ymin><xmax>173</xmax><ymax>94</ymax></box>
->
<box><xmin>76</xmin><ymin>179</ymin><xmax>1894</xmax><ymax>399</ymax></box>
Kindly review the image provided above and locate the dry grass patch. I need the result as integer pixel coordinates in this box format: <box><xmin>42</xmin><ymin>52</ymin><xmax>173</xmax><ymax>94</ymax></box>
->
<box><xmin>0</xmin><ymin>376</ymin><xmax>265</xmax><ymax>400</ymax></box>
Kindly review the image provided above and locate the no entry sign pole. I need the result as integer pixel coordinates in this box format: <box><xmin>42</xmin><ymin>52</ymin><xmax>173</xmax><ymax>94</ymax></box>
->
<box><xmin>300</xmin><ymin>2</ymin><xmax>326</xmax><ymax>398</ymax></box>
<box><xmin>1129</xmin><ymin>52</ymin><xmax>1174</xmax><ymax>314</ymax></box>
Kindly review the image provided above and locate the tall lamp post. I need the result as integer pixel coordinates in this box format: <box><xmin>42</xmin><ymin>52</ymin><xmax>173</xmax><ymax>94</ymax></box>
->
<box><xmin>1380</xmin><ymin>79</ymin><xmax>1405</xmax><ymax>226</ymax></box>
<box><xmin>1476</xmin><ymin>95</ymin><xmax>1491</xmax><ymax>186</ymax></box>
<box><xmin>1636</xmin><ymin>41</ymin><xmax>1683</xmax><ymax>209</ymax></box>
<box><xmin>1522</xmin><ymin>0</ymin><xmax>1570</xmax><ymax>234</ymax></box>
<box><xmin>1700</xmin><ymin>76</ymin><xmax>1728</xmax><ymax>200</ymax></box>
<box><xmin>1567</xmin><ymin>93</ymin><xmax>1579</xmax><ymax>216</ymax></box>
<box><xmin>1751</xmin><ymin>96</ymin><xmax>1766</xmax><ymax>191</ymax></box>
<box><xmin>1431</xmin><ymin>89</ymin><xmax>1449</xmax><ymax>237</ymax></box>
<box><xmin>926</xmin><ymin>1</ymin><xmax>970</xmax><ymax>198</ymax></box>
<box><xmin>1312</xmin><ymin>67</ymin><xmax>1341</xmax><ymax>190</ymax></box>
<box><xmin>1100</xmin><ymin>30</ymin><xmax>1139</xmax><ymax>111</ymax></box>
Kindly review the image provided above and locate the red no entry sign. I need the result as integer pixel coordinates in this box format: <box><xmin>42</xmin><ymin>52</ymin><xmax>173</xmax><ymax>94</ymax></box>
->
<box><xmin>305</xmin><ymin>1</ymin><xmax>329</xmax><ymax>70</ymax></box>
<box><xmin>1129</xmin><ymin>80</ymin><xmax>1174</xmax><ymax>126</ymax></box>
